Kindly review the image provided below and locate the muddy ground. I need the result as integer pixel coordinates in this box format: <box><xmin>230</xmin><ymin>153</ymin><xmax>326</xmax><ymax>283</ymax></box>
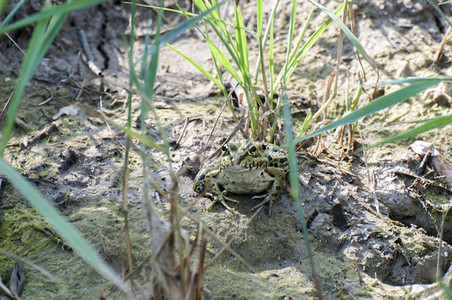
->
<box><xmin>0</xmin><ymin>0</ymin><xmax>451</xmax><ymax>299</ymax></box>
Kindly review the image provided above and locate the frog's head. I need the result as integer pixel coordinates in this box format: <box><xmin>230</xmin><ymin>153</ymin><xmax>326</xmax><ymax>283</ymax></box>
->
<box><xmin>220</xmin><ymin>140</ymin><xmax>267</xmax><ymax>170</ymax></box>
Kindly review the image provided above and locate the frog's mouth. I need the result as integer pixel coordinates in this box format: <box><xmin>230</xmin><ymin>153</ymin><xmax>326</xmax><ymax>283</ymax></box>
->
<box><xmin>229</xmin><ymin>151</ymin><xmax>265</xmax><ymax>169</ymax></box>
<box><xmin>227</xmin><ymin>165</ymin><xmax>265</xmax><ymax>172</ymax></box>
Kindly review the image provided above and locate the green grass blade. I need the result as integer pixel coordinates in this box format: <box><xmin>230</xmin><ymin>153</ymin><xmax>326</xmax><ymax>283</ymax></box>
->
<box><xmin>269</xmin><ymin>13</ymin><xmax>275</xmax><ymax>97</ymax></box>
<box><xmin>203</xmin><ymin>21</ymin><xmax>228</xmax><ymax>96</ymax></box>
<box><xmin>203</xmin><ymin>0</ymin><xmax>222</xmax><ymax>27</ymax></box>
<box><xmin>287</xmin><ymin>8</ymin><xmax>314</xmax><ymax>66</ymax></box>
<box><xmin>193</xmin><ymin>0</ymin><xmax>207</xmax><ymax>11</ymax></box>
<box><xmin>167</xmin><ymin>44</ymin><xmax>223</xmax><ymax>88</ymax></box>
<box><xmin>206</xmin><ymin>39</ymin><xmax>243</xmax><ymax>85</ymax></box>
<box><xmin>140</xmin><ymin>0</ymin><xmax>226</xmax><ymax>142</ymax></box>
<box><xmin>193</xmin><ymin>0</ymin><xmax>223</xmax><ymax>34</ymax></box>
<box><xmin>307</xmin><ymin>0</ymin><xmax>377</xmax><ymax>71</ymax></box>
<box><xmin>0</xmin><ymin>0</ymin><xmax>6</xmax><ymax>16</ymax></box>
<box><xmin>41</xmin><ymin>11</ymin><xmax>69</xmax><ymax>55</ymax></box>
<box><xmin>427</xmin><ymin>0</ymin><xmax>452</xmax><ymax>28</ymax></box>
<box><xmin>0</xmin><ymin>0</ymin><xmax>27</xmax><ymax>28</ymax></box>
<box><xmin>281</xmin><ymin>0</ymin><xmax>298</xmax><ymax>86</ymax></box>
<box><xmin>281</xmin><ymin>88</ymin><xmax>301</xmax><ymax>232</ymax></box>
<box><xmin>208</xmin><ymin>20</ymin><xmax>241</xmax><ymax>67</ymax></box>
<box><xmin>282</xmin><ymin>90</ymin><xmax>300</xmax><ymax>199</ymax></box>
<box><xmin>143</xmin><ymin>0</ymin><xmax>235</xmax><ymax>30</ymax></box>
<box><xmin>114</xmin><ymin>124</ymin><xmax>168</xmax><ymax>155</ymax></box>
<box><xmin>190</xmin><ymin>1</ymin><xmax>241</xmax><ymax>72</ymax></box>
<box><xmin>254</xmin><ymin>0</ymin><xmax>280</xmax><ymax>84</ymax></box>
<box><xmin>146</xmin><ymin>1</ymin><xmax>226</xmax><ymax>57</ymax></box>
<box><xmin>257</xmin><ymin>0</ymin><xmax>263</xmax><ymax>38</ymax></box>
<box><xmin>281</xmin><ymin>85</ymin><xmax>322</xmax><ymax>296</ymax></box>
<box><xmin>142</xmin><ymin>0</ymin><xmax>173</xmax><ymax>155</ymax></box>
<box><xmin>0</xmin><ymin>0</ymin><xmax>106</xmax><ymax>35</ymax></box>
<box><xmin>199</xmin><ymin>0</ymin><xmax>234</xmax><ymax>45</ymax></box>
<box><xmin>146</xmin><ymin>0</ymin><xmax>226</xmax><ymax>88</ymax></box>
<box><xmin>262</xmin><ymin>0</ymin><xmax>280</xmax><ymax>51</ymax></box>
<box><xmin>235</xmin><ymin>3</ymin><xmax>249</xmax><ymax>73</ymax></box>
<box><xmin>143</xmin><ymin>13</ymin><xmax>161</xmax><ymax>97</ymax></box>
<box><xmin>298</xmin><ymin>111</ymin><xmax>313</xmax><ymax>136</ymax></box>
<box><xmin>362</xmin><ymin>77</ymin><xmax>452</xmax><ymax>86</ymax></box>
<box><xmin>368</xmin><ymin>114</ymin><xmax>452</xmax><ymax>149</ymax></box>
<box><xmin>0</xmin><ymin>158</ymin><xmax>127</xmax><ymax>292</ymax></box>
<box><xmin>294</xmin><ymin>78</ymin><xmax>442</xmax><ymax>144</ymax></box>
<box><xmin>285</xmin><ymin>0</ymin><xmax>298</xmax><ymax>81</ymax></box>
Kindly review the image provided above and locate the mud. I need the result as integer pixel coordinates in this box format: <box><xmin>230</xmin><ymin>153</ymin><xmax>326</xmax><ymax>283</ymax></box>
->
<box><xmin>0</xmin><ymin>0</ymin><xmax>451</xmax><ymax>299</ymax></box>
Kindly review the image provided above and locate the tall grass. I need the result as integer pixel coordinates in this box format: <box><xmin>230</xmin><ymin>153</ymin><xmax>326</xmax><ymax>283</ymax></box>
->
<box><xmin>167</xmin><ymin>0</ymin><xmax>347</xmax><ymax>142</ymax></box>
<box><xmin>121</xmin><ymin>1</ymin><xmax>227</xmax><ymax>298</ymax></box>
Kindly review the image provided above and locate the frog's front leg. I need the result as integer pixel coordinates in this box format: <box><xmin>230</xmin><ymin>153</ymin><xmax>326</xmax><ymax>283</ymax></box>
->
<box><xmin>251</xmin><ymin>167</ymin><xmax>286</xmax><ymax>215</ymax></box>
<box><xmin>205</xmin><ymin>178</ymin><xmax>239</xmax><ymax>212</ymax></box>
<box><xmin>194</xmin><ymin>168</ymin><xmax>238</xmax><ymax>212</ymax></box>
<box><xmin>206</xmin><ymin>189</ymin><xmax>239</xmax><ymax>211</ymax></box>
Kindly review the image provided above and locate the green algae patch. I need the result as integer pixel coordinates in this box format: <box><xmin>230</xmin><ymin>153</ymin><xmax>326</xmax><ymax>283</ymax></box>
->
<box><xmin>0</xmin><ymin>201</ymin><xmax>124</xmax><ymax>299</ymax></box>
<box><xmin>0</xmin><ymin>206</ymin><xmax>55</xmax><ymax>258</ymax></box>
<box><xmin>204</xmin><ymin>265</ymin><xmax>316</xmax><ymax>299</ymax></box>
<box><xmin>0</xmin><ymin>205</ymin><xmax>109</xmax><ymax>299</ymax></box>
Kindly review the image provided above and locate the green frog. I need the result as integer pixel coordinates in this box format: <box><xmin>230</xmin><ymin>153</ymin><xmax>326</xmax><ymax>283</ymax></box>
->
<box><xmin>193</xmin><ymin>140</ymin><xmax>288</xmax><ymax>214</ymax></box>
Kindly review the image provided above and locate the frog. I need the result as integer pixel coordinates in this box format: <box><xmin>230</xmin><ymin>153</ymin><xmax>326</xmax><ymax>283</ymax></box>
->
<box><xmin>193</xmin><ymin>139</ymin><xmax>288</xmax><ymax>214</ymax></box>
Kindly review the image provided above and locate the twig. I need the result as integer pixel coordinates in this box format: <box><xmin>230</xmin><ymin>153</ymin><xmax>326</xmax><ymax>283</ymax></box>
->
<box><xmin>38</xmin><ymin>87</ymin><xmax>54</xmax><ymax>106</ymax></box>
<box><xmin>395</xmin><ymin>171</ymin><xmax>452</xmax><ymax>194</ymax></box>
<box><xmin>196</xmin><ymin>234</ymin><xmax>207</xmax><ymax>300</ymax></box>
<box><xmin>5</xmin><ymin>33</ymin><xmax>26</xmax><ymax>57</ymax></box>
<box><xmin>79</xmin><ymin>29</ymin><xmax>103</xmax><ymax>77</ymax></box>
<box><xmin>172</xmin><ymin>116</ymin><xmax>203</xmax><ymax>151</ymax></box>
<box><xmin>437</xmin><ymin>209</ymin><xmax>449</xmax><ymax>279</ymax></box>
<box><xmin>14</xmin><ymin>117</ymin><xmax>30</xmax><ymax>131</ymax></box>
<box><xmin>354</xmin><ymin>260</ymin><xmax>363</xmax><ymax>282</ymax></box>
<box><xmin>312</xmin><ymin>69</ymin><xmax>336</xmax><ymax>124</ymax></box>
<box><xmin>28</xmin><ymin>123</ymin><xmax>58</xmax><ymax>146</ymax></box>
<box><xmin>199</xmin><ymin>86</ymin><xmax>237</xmax><ymax>169</ymax></box>
<box><xmin>75</xmin><ymin>79</ymin><xmax>86</xmax><ymax>102</ymax></box>
<box><xmin>0</xmin><ymin>91</ymin><xmax>14</xmax><ymax>126</ymax></box>
<box><xmin>434</xmin><ymin>26</ymin><xmax>452</xmax><ymax>64</ymax></box>
<box><xmin>206</xmin><ymin>115</ymin><xmax>247</xmax><ymax>163</ymax></box>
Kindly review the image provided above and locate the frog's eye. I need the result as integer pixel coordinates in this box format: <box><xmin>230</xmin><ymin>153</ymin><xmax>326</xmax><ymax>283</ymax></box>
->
<box><xmin>221</xmin><ymin>145</ymin><xmax>229</xmax><ymax>154</ymax></box>
<box><xmin>248</xmin><ymin>144</ymin><xmax>257</xmax><ymax>153</ymax></box>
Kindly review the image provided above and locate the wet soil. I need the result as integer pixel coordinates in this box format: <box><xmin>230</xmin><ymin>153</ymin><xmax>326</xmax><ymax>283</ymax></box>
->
<box><xmin>0</xmin><ymin>0</ymin><xmax>451</xmax><ymax>299</ymax></box>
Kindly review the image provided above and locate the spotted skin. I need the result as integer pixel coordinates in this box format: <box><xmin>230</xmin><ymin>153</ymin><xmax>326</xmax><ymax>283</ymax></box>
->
<box><xmin>193</xmin><ymin>140</ymin><xmax>288</xmax><ymax>214</ymax></box>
